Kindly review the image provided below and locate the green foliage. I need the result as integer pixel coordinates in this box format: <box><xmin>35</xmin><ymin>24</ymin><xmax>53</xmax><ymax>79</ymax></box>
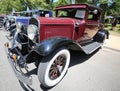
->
<box><xmin>110</xmin><ymin>0</ymin><xmax>120</xmax><ymax>15</ymax></box>
<box><xmin>0</xmin><ymin>0</ymin><xmax>25</xmax><ymax>14</ymax></box>
<box><xmin>0</xmin><ymin>0</ymin><xmax>50</xmax><ymax>14</ymax></box>
<box><xmin>99</xmin><ymin>0</ymin><xmax>108</xmax><ymax>4</ymax></box>
<box><xmin>56</xmin><ymin>0</ymin><xmax>67</xmax><ymax>6</ymax></box>
<box><xmin>0</xmin><ymin>0</ymin><xmax>120</xmax><ymax>18</ymax></box>
<box><xmin>76</xmin><ymin>0</ymin><xmax>88</xmax><ymax>3</ymax></box>
<box><xmin>0</xmin><ymin>0</ymin><xmax>15</xmax><ymax>14</ymax></box>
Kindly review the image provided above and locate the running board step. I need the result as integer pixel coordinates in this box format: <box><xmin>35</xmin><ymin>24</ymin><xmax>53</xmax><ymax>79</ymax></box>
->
<box><xmin>81</xmin><ymin>42</ymin><xmax>103</xmax><ymax>54</ymax></box>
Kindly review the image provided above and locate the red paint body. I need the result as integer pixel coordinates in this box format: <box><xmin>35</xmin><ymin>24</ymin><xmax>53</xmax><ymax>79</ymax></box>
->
<box><xmin>37</xmin><ymin>4</ymin><xmax>102</xmax><ymax>43</ymax></box>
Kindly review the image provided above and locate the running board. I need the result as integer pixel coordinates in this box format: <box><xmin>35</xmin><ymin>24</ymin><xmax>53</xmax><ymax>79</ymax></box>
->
<box><xmin>81</xmin><ymin>42</ymin><xmax>103</xmax><ymax>54</ymax></box>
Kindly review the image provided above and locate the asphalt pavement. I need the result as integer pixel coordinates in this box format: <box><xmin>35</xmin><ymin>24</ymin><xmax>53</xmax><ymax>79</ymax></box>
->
<box><xmin>0</xmin><ymin>29</ymin><xmax>120</xmax><ymax>91</ymax></box>
<box><xmin>104</xmin><ymin>35</ymin><xmax>120</xmax><ymax>51</ymax></box>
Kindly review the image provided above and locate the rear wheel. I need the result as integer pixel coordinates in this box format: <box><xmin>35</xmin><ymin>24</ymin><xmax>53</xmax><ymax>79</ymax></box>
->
<box><xmin>37</xmin><ymin>48</ymin><xmax>70</xmax><ymax>87</ymax></box>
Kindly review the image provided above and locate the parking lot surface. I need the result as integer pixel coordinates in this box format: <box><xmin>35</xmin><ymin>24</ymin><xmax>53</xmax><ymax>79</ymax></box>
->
<box><xmin>0</xmin><ymin>29</ymin><xmax>120</xmax><ymax>91</ymax></box>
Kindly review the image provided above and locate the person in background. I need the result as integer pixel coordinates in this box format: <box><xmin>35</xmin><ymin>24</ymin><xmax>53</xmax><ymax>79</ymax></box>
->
<box><xmin>111</xmin><ymin>12</ymin><xmax>118</xmax><ymax>31</ymax></box>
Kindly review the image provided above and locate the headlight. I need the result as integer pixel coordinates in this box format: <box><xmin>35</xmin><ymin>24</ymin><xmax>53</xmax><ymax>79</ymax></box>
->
<box><xmin>16</xmin><ymin>22</ymin><xmax>23</xmax><ymax>33</ymax></box>
<box><xmin>27</xmin><ymin>24</ymin><xmax>38</xmax><ymax>40</ymax></box>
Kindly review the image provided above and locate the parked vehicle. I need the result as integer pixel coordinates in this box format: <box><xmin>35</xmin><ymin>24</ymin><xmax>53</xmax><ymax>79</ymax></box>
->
<box><xmin>0</xmin><ymin>14</ymin><xmax>10</xmax><ymax>29</ymax></box>
<box><xmin>0</xmin><ymin>16</ymin><xmax>5</xmax><ymax>27</ymax></box>
<box><xmin>5</xmin><ymin>4</ymin><xmax>108</xmax><ymax>87</ymax></box>
<box><xmin>7</xmin><ymin>9</ymin><xmax>52</xmax><ymax>37</ymax></box>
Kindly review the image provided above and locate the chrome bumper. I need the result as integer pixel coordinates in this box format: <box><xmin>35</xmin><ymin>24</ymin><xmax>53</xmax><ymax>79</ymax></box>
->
<box><xmin>5</xmin><ymin>44</ymin><xmax>32</xmax><ymax>85</ymax></box>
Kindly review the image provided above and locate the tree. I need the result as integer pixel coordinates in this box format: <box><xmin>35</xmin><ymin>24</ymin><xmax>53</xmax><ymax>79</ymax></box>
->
<box><xmin>87</xmin><ymin>0</ymin><xmax>118</xmax><ymax>22</ymax></box>
<box><xmin>76</xmin><ymin>0</ymin><xmax>88</xmax><ymax>3</ymax></box>
<box><xmin>109</xmin><ymin>0</ymin><xmax>120</xmax><ymax>15</ymax></box>
<box><xmin>0</xmin><ymin>0</ymin><xmax>19</xmax><ymax>14</ymax></box>
<box><xmin>0</xmin><ymin>0</ymin><xmax>120</xmax><ymax>17</ymax></box>
<box><xmin>0</xmin><ymin>0</ymin><xmax>51</xmax><ymax>14</ymax></box>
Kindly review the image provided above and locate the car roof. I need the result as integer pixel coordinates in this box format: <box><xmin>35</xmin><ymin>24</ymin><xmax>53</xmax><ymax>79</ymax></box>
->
<box><xmin>56</xmin><ymin>3</ymin><xmax>102</xmax><ymax>11</ymax></box>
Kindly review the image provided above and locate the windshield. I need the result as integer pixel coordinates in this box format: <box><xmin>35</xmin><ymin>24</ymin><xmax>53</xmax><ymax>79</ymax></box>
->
<box><xmin>57</xmin><ymin>9</ymin><xmax>86</xmax><ymax>19</ymax></box>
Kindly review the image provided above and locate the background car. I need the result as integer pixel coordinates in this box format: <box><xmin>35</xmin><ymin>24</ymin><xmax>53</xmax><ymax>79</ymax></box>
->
<box><xmin>7</xmin><ymin>9</ymin><xmax>52</xmax><ymax>37</ymax></box>
<box><xmin>0</xmin><ymin>14</ymin><xmax>9</xmax><ymax>29</ymax></box>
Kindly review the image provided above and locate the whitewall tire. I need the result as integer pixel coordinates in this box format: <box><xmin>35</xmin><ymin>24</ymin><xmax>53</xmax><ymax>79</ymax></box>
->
<box><xmin>38</xmin><ymin>48</ymin><xmax>70</xmax><ymax>87</ymax></box>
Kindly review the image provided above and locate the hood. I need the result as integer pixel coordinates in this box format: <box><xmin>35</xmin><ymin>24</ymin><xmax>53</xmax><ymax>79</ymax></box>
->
<box><xmin>39</xmin><ymin>17</ymin><xmax>75</xmax><ymax>25</ymax></box>
<box><xmin>29</xmin><ymin>17</ymin><xmax>85</xmax><ymax>28</ymax></box>
<box><xmin>28</xmin><ymin>17</ymin><xmax>86</xmax><ymax>42</ymax></box>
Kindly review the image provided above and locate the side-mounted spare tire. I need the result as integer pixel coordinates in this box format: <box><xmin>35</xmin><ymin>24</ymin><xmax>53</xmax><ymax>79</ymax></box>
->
<box><xmin>37</xmin><ymin>48</ymin><xmax>70</xmax><ymax>87</ymax></box>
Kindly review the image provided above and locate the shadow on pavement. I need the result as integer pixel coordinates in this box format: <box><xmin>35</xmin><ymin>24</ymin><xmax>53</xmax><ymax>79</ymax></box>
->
<box><xmin>19</xmin><ymin>80</ymin><xmax>35</xmax><ymax>91</ymax></box>
<box><xmin>40</xmin><ymin>84</ymin><xmax>53</xmax><ymax>91</ymax></box>
<box><xmin>19</xmin><ymin>49</ymin><xmax>100</xmax><ymax>91</ymax></box>
<box><xmin>69</xmin><ymin>49</ymin><xmax>100</xmax><ymax>67</ymax></box>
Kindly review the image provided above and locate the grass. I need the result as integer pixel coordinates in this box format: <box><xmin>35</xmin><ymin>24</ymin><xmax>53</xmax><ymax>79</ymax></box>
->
<box><xmin>105</xmin><ymin>24</ymin><xmax>120</xmax><ymax>37</ymax></box>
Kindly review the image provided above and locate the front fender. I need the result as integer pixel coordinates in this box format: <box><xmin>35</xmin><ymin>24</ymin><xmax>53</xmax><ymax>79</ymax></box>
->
<box><xmin>34</xmin><ymin>37</ymin><xmax>78</xmax><ymax>56</ymax></box>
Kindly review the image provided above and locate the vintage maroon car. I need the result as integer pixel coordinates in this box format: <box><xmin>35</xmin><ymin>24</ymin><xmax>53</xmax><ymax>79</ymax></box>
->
<box><xmin>5</xmin><ymin>4</ymin><xmax>108</xmax><ymax>87</ymax></box>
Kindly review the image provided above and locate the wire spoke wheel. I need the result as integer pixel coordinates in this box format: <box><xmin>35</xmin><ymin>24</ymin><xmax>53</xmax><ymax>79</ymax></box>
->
<box><xmin>38</xmin><ymin>48</ymin><xmax>70</xmax><ymax>87</ymax></box>
<box><xmin>49</xmin><ymin>55</ymin><xmax>66</xmax><ymax>80</ymax></box>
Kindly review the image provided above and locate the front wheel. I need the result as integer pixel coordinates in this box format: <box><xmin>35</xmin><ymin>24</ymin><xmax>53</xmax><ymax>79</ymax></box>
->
<box><xmin>38</xmin><ymin>48</ymin><xmax>70</xmax><ymax>87</ymax></box>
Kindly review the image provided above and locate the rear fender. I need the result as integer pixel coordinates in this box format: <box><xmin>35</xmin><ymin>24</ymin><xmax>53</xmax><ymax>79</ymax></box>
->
<box><xmin>93</xmin><ymin>30</ymin><xmax>109</xmax><ymax>42</ymax></box>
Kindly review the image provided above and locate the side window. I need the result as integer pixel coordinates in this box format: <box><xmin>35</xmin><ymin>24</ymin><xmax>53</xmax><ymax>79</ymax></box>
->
<box><xmin>88</xmin><ymin>14</ymin><xmax>94</xmax><ymax>20</ymax></box>
<box><xmin>87</xmin><ymin>10</ymin><xmax>99</xmax><ymax>20</ymax></box>
<box><xmin>57</xmin><ymin>10</ymin><xmax>68</xmax><ymax>17</ymax></box>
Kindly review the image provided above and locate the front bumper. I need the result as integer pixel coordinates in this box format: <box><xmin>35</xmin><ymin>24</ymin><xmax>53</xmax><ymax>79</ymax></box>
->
<box><xmin>5</xmin><ymin>43</ymin><xmax>32</xmax><ymax>85</ymax></box>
